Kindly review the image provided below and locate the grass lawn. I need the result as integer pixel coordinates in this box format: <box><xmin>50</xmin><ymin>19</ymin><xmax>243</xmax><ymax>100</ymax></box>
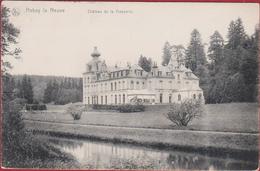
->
<box><xmin>22</xmin><ymin>103</ymin><xmax>258</xmax><ymax>133</ymax></box>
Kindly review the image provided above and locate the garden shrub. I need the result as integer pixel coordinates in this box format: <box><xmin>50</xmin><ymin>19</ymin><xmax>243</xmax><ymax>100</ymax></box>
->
<box><xmin>67</xmin><ymin>103</ymin><xmax>86</xmax><ymax>120</ymax></box>
<box><xmin>25</xmin><ymin>104</ymin><xmax>47</xmax><ymax>111</ymax></box>
<box><xmin>118</xmin><ymin>104</ymin><xmax>145</xmax><ymax>113</ymax></box>
<box><xmin>165</xmin><ymin>99</ymin><xmax>203</xmax><ymax>126</ymax></box>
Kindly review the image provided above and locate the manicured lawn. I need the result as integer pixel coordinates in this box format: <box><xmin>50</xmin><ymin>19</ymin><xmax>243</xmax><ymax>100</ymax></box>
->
<box><xmin>22</xmin><ymin>103</ymin><xmax>258</xmax><ymax>133</ymax></box>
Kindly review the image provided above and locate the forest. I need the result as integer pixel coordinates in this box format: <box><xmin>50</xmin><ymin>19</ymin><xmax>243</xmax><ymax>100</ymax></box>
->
<box><xmin>139</xmin><ymin>18</ymin><xmax>258</xmax><ymax>103</ymax></box>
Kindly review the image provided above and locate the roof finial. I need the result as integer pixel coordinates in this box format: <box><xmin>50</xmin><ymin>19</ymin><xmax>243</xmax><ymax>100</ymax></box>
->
<box><xmin>91</xmin><ymin>46</ymin><xmax>101</xmax><ymax>58</ymax></box>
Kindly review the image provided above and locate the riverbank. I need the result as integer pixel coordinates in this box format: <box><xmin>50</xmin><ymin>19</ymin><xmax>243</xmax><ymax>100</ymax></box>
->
<box><xmin>25</xmin><ymin>120</ymin><xmax>258</xmax><ymax>161</ymax></box>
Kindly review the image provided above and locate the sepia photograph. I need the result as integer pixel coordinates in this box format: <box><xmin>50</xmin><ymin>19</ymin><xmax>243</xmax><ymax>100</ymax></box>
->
<box><xmin>1</xmin><ymin>1</ymin><xmax>259</xmax><ymax>170</ymax></box>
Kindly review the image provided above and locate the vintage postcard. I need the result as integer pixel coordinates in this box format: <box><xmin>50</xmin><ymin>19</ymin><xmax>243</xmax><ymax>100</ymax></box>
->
<box><xmin>1</xmin><ymin>1</ymin><xmax>259</xmax><ymax>170</ymax></box>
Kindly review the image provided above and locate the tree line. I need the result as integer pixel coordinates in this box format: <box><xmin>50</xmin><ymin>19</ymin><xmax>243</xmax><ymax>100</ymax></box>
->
<box><xmin>138</xmin><ymin>18</ymin><xmax>258</xmax><ymax>104</ymax></box>
<box><xmin>13</xmin><ymin>75</ymin><xmax>83</xmax><ymax>105</ymax></box>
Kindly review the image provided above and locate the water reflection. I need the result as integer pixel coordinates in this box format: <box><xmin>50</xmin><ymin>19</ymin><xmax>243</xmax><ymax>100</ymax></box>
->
<box><xmin>48</xmin><ymin>137</ymin><xmax>257</xmax><ymax>170</ymax></box>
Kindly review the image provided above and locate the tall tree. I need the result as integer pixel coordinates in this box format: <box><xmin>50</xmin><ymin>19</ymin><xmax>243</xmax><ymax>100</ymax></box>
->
<box><xmin>1</xmin><ymin>7</ymin><xmax>22</xmax><ymax>74</ymax></box>
<box><xmin>138</xmin><ymin>55</ymin><xmax>152</xmax><ymax>72</ymax></box>
<box><xmin>208</xmin><ymin>31</ymin><xmax>224</xmax><ymax>66</ymax></box>
<box><xmin>185</xmin><ymin>29</ymin><xmax>207</xmax><ymax>72</ymax></box>
<box><xmin>162</xmin><ymin>41</ymin><xmax>172</xmax><ymax>66</ymax></box>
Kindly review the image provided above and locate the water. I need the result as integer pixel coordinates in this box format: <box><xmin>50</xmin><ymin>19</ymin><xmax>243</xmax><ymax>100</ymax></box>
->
<box><xmin>47</xmin><ymin>136</ymin><xmax>257</xmax><ymax>170</ymax></box>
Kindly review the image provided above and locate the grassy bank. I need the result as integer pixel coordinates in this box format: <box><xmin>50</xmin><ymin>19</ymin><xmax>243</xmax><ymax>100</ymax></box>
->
<box><xmin>25</xmin><ymin>120</ymin><xmax>258</xmax><ymax>162</ymax></box>
<box><xmin>23</xmin><ymin>103</ymin><xmax>258</xmax><ymax>133</ymax></box>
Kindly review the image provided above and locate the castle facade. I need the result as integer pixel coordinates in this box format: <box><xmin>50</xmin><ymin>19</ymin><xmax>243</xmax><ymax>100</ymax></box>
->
<box><xmin>83</xmin><ymin>47</ymin><xmax>204</xmax><ymax>105</ymax></box>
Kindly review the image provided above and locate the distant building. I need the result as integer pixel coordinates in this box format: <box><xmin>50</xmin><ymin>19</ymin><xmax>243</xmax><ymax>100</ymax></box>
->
<box><xmin>83</xmin><ymin>47</ymin><xmax>204</xmax><ymax>105</ymax></box>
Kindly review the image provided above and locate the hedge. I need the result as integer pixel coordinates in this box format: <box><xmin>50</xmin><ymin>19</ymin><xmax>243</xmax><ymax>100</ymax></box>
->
<box><xmin>92</xmin><ymin>104</ymin><xmax>145</xmax><ymax>113</ymax></box>
<box><xmin>25</xmin><ymin>104</ymin><xmax>47</xmax><ymax>111</ymax></box>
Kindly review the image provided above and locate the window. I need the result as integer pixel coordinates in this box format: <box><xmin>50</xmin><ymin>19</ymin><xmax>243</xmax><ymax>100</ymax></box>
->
<box><xmin>123</xmin><ymin>94</ymin><xmax>125</xmax><ymax>104</ymax></box>
<box><xmin>121</xmin><ymin>71</ymin><xmax>123</xmax><ymax>76</ymax></box>
<box><xmin>169</xmin><ymin>94</ymin><xmax>172</xmax><ymax>103</ymax></box>
<box><xmin>160</xmin><ymin>93</ymin><xmax>163</xmax><ymax>103</ymax></box>
<box><xmin>118</xmin><ymin>81</ymin><xmax>121</xmax><ymax>90</ymax></box>
<box><xmin>114</xmin><ymin>82</ymin><xmax>117</xmax><ymax>90</ymax></box>
<box><xmin>122</xmin><ymin>81</ymin><xmax>125</xmax><ymax>89</ymax></box>
<box><xmin>111</xmin><ymin>83</ymin><xmax>113</xmax><ymax>91</ymax></box>
<box><xmin>193</xmin><ymin>94</ymin><xmax>196</xmax><ymax>99</ymax></box>
<box><xmin>178</xmin><ymin>94</ymin><xmax>181</xmax><ymax>101</ymax></box>
<box><xmin>199</xmin><ymin>93</ymin><xmax>202</xmax><ymax>99</ymax></box>
<box><xmin>142</xmin><ymin>82</ymin><xmax>145</xmax><ymax>89</ymax></box>
<box><xmin>136</xmin><ymin>81</ymin><xmax>140</xmax><ymax>89</ymax></box>
<box><xmin>158</xmin><ymin>71</ymin><xmax>162</xmax><ymax>76</ymax></box>
<box><xmin>111</xmin><ymin>95</ymin><xmax>113</xmax><ymax>104</ymax></box>
<box><xmin>88</xmin><ymin>97</ymin><xmax>90</xmax><ymax>104</ymax></box>
<box><xmin>101</xmin><ymin>96</ymin><xmax>103</xmax><ymax>104</ymax></box>
<box><xmin>96</xmin><ymin>96</ymin><xmax>99</xmax><ymax>104</ymax></box>
<box><xmin>105</xmin><ymin>96</ymin><xmax>107</xmax><ymax>104</ymax></box>
<box><xmin>178</xmin><ymin>74</ymin><xmax>180</xmax><ymax>80</ymax></box>
<box><xmin>117</xmin><ymin>72</ymin><xmax>119</xmax><ymax>77</ymax></box>
<box><xmin>115</xmin><ymin>95</ymin><xmax>117</xmax><ymax>104</ymax></box>
<box><xmin>119</xmin><ymin>95</ymin><xmax>121</xmax><ymax>104</ymax></box>
<box><xmin>130</xmin><ymin>80</ymin><xmax>134</xmax><ymax>89</ymax></box>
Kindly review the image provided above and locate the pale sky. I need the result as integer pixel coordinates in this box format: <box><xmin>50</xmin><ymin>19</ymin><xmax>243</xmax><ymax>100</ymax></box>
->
<box><xmin>3</xmin><ymin>1</ymin><xmax>259</xmax><ymax>77</ymax></box>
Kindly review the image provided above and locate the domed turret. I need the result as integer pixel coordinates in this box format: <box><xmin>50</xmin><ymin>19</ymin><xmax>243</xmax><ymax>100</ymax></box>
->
<box><xmin>91</xmin><ymin>46</ymin><xmax>101</xmax><ymax>58</ymax></box>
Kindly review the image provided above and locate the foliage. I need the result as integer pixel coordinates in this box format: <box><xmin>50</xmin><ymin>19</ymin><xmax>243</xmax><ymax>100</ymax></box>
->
<box><xmin>162</xmin><ymin>41</ymin><xmax>172</xmax><ymax>66</ymax></box>
<box><xmin>25</xmin><ymin>104</ymin><xmax>47</xmax><ymax>111</ymax></box>
<box><xmin>16</xmin><ymin>75</ymin><xmax>34</xmax><ymax>104</ymax></box>
<box><xmin>67</xmin><ymin>103</ymin><xmax>86</xmax><ymax>120</ymax></box>
<box><xmin>166</xmin><ymin>99</ymin><xmax>203</xmax><ymax>126</ymax></box>
<box><xmin>1</xmin><ymin>7</ymin><xmax>22</xmax><ymax>73</ymax></box>
<box><xmin>92</xmin><ymin>104</ymin><xmax>145</xmax><ymax>113</ymax></box>
<box><xmin>92</xmin><ymin>104</ymin><xmax>119</xmax><ymax>110</ymax></box>
<box><xmin>118</xmin><ymin>104</ymin><xmax>145</xmax><ymax>113</ymax></box>
<box><xmin>43</xmin><ymin>77</ymin><xmax>83</xmax><ymax>104</ymax></box>
<box><xmin>206</xmin><ymin>18</ymin><xmax>258</xmax><ymax>103</ymax></box>
<box><xmin>185</xmin><ymin>29</ymin><xmax>207</xmax><ymax>72</ymax></box>
<box><xmin>138</xmin><ymin>55</ymin><xmax>152</xmax><ymax>72</ymax></box>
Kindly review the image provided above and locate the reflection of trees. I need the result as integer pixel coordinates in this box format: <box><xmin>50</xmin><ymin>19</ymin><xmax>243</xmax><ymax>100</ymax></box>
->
<box><xmin>49</xmin><ymin>138</ymin><xmax>83</xmax><ymax>149</ymax></box>
<box><xmin>166</xmin><ymin>153</ymin><xmax>223</xmax><ymax>170</ymax></box>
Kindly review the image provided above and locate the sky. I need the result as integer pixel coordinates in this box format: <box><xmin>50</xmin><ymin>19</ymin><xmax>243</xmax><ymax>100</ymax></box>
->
<box><xmin>3</xmin><ymin>1</ymin><xmax>259</xmax><ymax>77</ymax></box>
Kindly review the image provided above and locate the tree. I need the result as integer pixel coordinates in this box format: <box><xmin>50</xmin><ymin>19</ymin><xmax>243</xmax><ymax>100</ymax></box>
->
<box><xmin>171</xmin><ymin>45</ymin><xmax>185</xmax><ymax>67</ymax></box>
<box><xmin>208</xmin><ymin>31</ymin><xmax>224</xmax><ymax>66</ymax></box>
<box><xmin>1</xmin><ymin>7</ymin><xmax>22</xmax><ymax>74</ymax></box>
<box><xmin>19</xmin><ymin>75</ymin><xmax>34</xmax><ymax>104</ymax></box>
<box><xmin>138</xmin><ymin>55</ymin><xmax>152</xmax><ymax>72</ymax></box>
<box><xmin>162</xmin><ymin>41</ymin><xmax>172</xmax><ymax>66</ymax></box>
<box><xmin>185</xmin><ymin>29</ymin><xmax>207</xmax><ymax>72</ymax></box>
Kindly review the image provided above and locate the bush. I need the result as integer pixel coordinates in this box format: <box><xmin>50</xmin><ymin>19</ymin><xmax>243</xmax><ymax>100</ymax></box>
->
<box><xmin>67</xmin><ymin>103</ymin><xmax>86</xmax><ymax>120</ymax></box>
<box><xmin>92</xmin><ymin>104</ymin><xmax>119</xmax><ymax>110</ymax></box>
<box><xmin>118</xmin><ymin>104</ymin><xmax>145</xmax><ymax>113</ymax></box>
<box><xmin>25</xmin><ymin>104</ymin><xmax>47</xmax><ymax>111</ymax></box>
<box><xmin>165</xmin><ymin>99</ymin><xmax>203</xmax><ymax>126</ymax></box>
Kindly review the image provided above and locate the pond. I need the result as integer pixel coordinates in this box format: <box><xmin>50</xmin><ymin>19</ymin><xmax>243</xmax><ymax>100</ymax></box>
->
<box><xmin>47</xmin><ymin>136</ymin><xmax>257</xmax><ymax>170</ymax></box>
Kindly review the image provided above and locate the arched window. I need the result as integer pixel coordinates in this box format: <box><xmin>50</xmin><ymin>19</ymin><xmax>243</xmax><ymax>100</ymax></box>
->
<box><xmin>130</xmin><ymin>80</ymin><xmax>134</xmax><ymax>89</ymax></box>
<box><xmin>123</xmin><ymin>94</ymin><xmax>125</xmax><ymax>104</ymax></box>
<box><xmin>136</xmin><ymin>81</ymin><xmax>140</xmax><ymax>89</ymax></box>
<box><xmin>115</xmin><ymin>95</ymin><xmax>117</xmax><ymax>104</ymax></box>
<box><xmin>178</xmin><ymin>94</ymin><xmax>181</xmax><ymax>101</ymax></box>
<box><xmin>160</xmin><ymin>93</ymin><xmax>163</xmax><ymax>103</ymax></box>
<box><xmin>114</xmin><ymin>82</ymin><xmax>117</xmax><ymax>90</ymax></box>
<box><xmin>199</xmin><ymin>93</ymin><xmax>202</xmax><ymax>99</ymax></box>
